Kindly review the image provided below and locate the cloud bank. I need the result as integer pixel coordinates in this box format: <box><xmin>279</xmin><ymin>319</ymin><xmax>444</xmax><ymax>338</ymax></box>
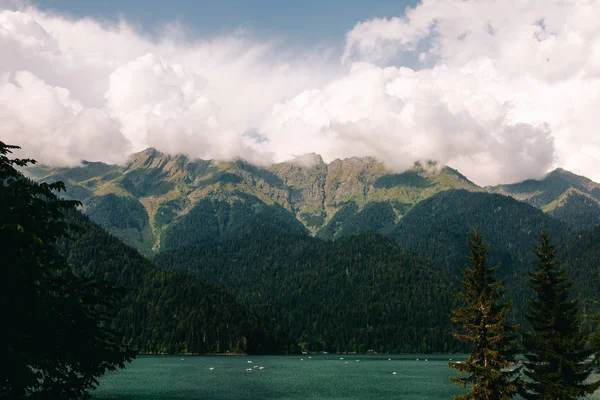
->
<box><xmin>1</xmin><ymin>1</ymin><xmax>600</xmax><ymax>185</ymax></box>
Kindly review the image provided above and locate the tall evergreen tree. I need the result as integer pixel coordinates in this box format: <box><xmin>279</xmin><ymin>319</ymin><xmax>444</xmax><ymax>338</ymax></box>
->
<box><xmin>521</xmin><ymin>229</ymin><xmax>599</xmax><ymax>399</ymax></box>
<box><xmin>0</xmin><ymin>142</ymin><xmax>133</xmax><ymax>399</ymax></box>
<box><xmin>449</xmin><ymin>227</ymin><xmax>521</xmax><ymax>400</ymax></box>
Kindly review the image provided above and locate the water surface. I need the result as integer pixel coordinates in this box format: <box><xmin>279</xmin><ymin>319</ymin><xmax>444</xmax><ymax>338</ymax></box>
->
<box><xmin>93</xmin><ymin>354</ymin><xmax>469</xmax><ymax>399</ymax></box>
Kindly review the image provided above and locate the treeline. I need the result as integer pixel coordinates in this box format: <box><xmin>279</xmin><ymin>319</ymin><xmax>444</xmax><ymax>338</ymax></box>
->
<box><xmin>156</xmin><ymin>224</ymin><xmax>464</xmax><ymax>354</ymax></box>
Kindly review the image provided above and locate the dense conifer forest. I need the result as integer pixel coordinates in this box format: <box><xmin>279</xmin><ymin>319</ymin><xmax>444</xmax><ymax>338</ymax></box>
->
<box><xmin>58</xmin><ymin>212</ymin><xmax>283</xmax><ymax>355</ymax></box>
<box><xmin>156</xmin><ymin>224</ymin><xmax>464</xmax><ymax>353</ymax></box>
<box><xmin>387</xmin><ymin>190</ymin><xmax>600</xmax><ymax>324</ymax></box>
<box><xmin>53</xmin><ymin>190</ymin><xmax>600</xmax><ymax>355</ymax></box>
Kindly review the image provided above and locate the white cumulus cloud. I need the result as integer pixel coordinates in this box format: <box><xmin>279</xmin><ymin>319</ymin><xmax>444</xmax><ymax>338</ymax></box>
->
<box><xmin>341</xmin><ymin>0</ymin><xmax>600</xmax><ymax>183</ymax></box>
<box><xmin>1</xmin><ymin>1</ymin><xmax>600</xmax><ymax>185</ymax></box>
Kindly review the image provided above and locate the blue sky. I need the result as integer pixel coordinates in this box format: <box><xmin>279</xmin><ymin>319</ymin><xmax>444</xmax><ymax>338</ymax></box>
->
<box><xmin>34</xmin><ymin>0</ymin><xmax>417</xmax><ymax>44</ymax></box>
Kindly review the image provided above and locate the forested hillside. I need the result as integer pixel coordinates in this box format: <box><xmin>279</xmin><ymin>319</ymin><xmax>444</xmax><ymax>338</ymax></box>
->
<box><xmin>390</xmin><ymin>190</ymin><xmax>570</xmax><ymax>275</ymax></box>
<box><xmin>561</xmin><ymin>224</ymin><xmax>600</xmax><ymax>317</ymax></box>
<box><xmin>155</xmin><ymin>225</ymin><xmax>463</xmax><ymax>353</ymax></box>
<box><xmin>58</xmin><ymin>212</ymin><xmax>283</xmax><ymax>355</ymax></box>
<box><xmin>388</xmin><ymin>190</ymin><xmax>600</xmax><ymax>324</ymax></box>
<box><xmin>23</xmin><ymin>151</ymin><xmax>600</xmax><ymax>356</ymax></box>
<box><xmin>544</xmin><ymin>189</ymin><xmax>600</xmax><ymax>230</ymax></box>
<box><xmin>60</xmin><ymin>188</ymin><xmax>600</xmax><ymax>355</ymax></box>
<box><xmin>160</xmin><ymin>193</ymin><xmax>308</xmax><ymax>251</ymax></box>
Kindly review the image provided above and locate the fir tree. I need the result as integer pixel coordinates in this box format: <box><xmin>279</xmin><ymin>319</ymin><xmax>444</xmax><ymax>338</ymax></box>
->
<box><xmin>521</xmin><ymin>229</ymin><xmax>600</xmax><ymax>400</ymax></box>
<box><xmin>449</xmin><ymin>227</ymin><xmax>521</xmax><ymax>400</ymax></box>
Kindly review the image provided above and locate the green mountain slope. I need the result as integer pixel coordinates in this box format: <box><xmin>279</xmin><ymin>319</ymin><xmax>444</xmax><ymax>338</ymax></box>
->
<box><xmin>390</xmin><ymin>190</ymin><xmax>569</xmax><ymax>274</ymax></box>
<box><xmin>26</xmin><ymin>157</ymin><xmax>600</xmax><ymax>355</ymax></box>
<box><xmin>24</xmin><ymin>150</ymin><xmax>482</xmax><ymax>254</ymax></box>
<box><xmin>58</xmin><ymin>212</ymin><xmax>283</xmax><ymax>355</ymax></box>
<box><xmin>543</xmin><ymin>188</ymin><xmax>600</xmax><ymax>230</ymax></box>
<box><xmin>487</xmin><ymin>168</ymin><xmax>600</xmax><ymax>229</ymax></box>
<box><xmin>155</xmin><ymin>226</ymin><xmax>462</xmax><ymax>353</ymax></box>
<box><xmin>312</xmin><ymin>162</ymin><xmax>481</xmax><ymax>239</ymax></box>
<box><xmin>387</xmin><ymin>190</ymin><xmax>600</xmax><ymax>324</ymax></box>
<box><xmin>562</xmin><ymin>224</ymin><xmax>600</xmax><ymax>315</ymax></box>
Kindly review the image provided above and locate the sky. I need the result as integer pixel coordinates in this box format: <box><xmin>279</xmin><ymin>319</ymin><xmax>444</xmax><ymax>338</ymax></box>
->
<box><xmin>32</xmin><ymin>0</ymin><xmax>415</xmax><ymax>47</ymax></box>
<box><xmin>2</xmin><ymin>0</ymin><xmax>600</xmax><ymax>185</ymax></box>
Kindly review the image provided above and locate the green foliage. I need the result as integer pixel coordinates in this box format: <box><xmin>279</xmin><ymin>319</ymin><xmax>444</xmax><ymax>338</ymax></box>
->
<box><xmin>591</xmin><ymin>314</ymin><xmax>600</xmax><ymax>370</ymax></box>
<box><xmin>154</xmin><ymin>198</ymin><xmax>189</xmax><ymax>228</ymax></box>
<box><xmin>85</xmin><ymin>194</ymin><xmax>153</xmax><ymax>256</ymax></box>
<box><xmin>390</xmin><ymin>190</ymin><xmax>572</xmax><ymax>324</ymax></box>
<box><xmin>449</xmin><ymin>228</ymin><xmax>521</xmax><ymax>400</ymax></box>
<box><xmin>161</xmin><ymin>192</ymin><xmax>308</xmax><ymax>251</ymax></box>
<box><xmin>316</xmin><ymin>202</ymin><xmax>397</xmax><ymax>239</ymax></box>
<box><xmin>521</xmin><ymin>230</ymin><xmax>599</xmax><ymax>399</ymax></box>
<box><xmin>24</xmin><ymin>148</ymin><xmax>482</xmax><ymax>252</ymax></box>
<box><xmin>156</xmin><ymin>226</ymin><xmax>462</xmax><ymax>354</ymax></box>
<box><xmin>390</xmin><ymin>200</ymin><xmax>412</xmax><ymax>216</ymax></box>
<box><xmin>300</xmin><ymin>211</ymin><xmax>326</xmax><ymax>228</ymax></box>
<box><xmin>315</xmin><ymin>202</ymin><xmax>359</xmax><ymax>239</ymax></box>
<box><xmin>373</xmin><ymin>170</ymin><xmax>433</xmax><ymax>189</ymax></box>
<box><xmin>58</xmin><ymin>212</ymin><xmax>284</xmax><ymax>356</ymax></box>
<box><xmin>0</xmin><ymin>142</ymin><xmax>133</xmax><ymax>400</ymax></box>
<box><xmin>536</xmin><ymin>224</ymin><xmax>600</xmax><ymax>332</ymax></box>
<box><xmin>86</xmin><ymin>194</ymin><xmax>149</xmax><ymax>230</ymax></box>
<box><xmin>546</xmin><ymin>191</ymin><xmax>600</xmax><ymax>230</ymax></box>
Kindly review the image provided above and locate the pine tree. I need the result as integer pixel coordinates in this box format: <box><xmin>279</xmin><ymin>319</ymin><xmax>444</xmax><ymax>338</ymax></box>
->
<box><xmin>449</xmin><ymin>227</ymin><xmax>521</xmax><ymax>400</ymax></box>
<box><xmin>521</xmin><ymin>229</ymin><xmax>600</xmax><ymax>399</ymax></box>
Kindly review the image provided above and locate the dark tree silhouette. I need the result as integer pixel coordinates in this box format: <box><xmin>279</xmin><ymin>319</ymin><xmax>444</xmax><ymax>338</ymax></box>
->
<box><xmin>0</xmin><ymin>142</ymin><xmax>133</xmax><ymax>400</ymax></box>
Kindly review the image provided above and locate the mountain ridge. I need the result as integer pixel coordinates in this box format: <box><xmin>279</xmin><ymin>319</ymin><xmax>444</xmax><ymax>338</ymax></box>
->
<box><xmin>23</xmin><ymin>149</ymin><xmax>482</xmax><ymax>253</ymax></box>
<box><xmin>487</xmin><ymin>167</ymin><xmax>600</xmax><ymax>229</ymax></box>
<box><xmin>23</xmin><ymin>148</ymin><xmax>600</xmax><ymax>253</ymax></box>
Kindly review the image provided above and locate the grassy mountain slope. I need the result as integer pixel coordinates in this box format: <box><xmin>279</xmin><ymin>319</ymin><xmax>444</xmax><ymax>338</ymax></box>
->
<box><xmin>155</xmin><ymin>226</ymin><xmax>462</xmax><ymax>353</ymax></box>
<box><xmin>488</xmin><ymin>168</ymin><xmax>600</xmax><ymax>229</ymax></box>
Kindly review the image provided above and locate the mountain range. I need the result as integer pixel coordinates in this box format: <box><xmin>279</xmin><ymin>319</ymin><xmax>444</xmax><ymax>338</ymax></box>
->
<box><xmin>26</xmin><ymin>148</ymin><xmax>600</xmax><ymax>353</ymax></box>
<box><xmin>25</xmin><ymin>148</ymin><xmax>600</xmax><ymax>256</ymax></box>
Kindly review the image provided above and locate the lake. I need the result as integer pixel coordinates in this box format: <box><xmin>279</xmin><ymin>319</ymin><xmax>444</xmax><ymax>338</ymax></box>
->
<box><xmin>92</xmin><ymin>354</ymin><xmax>468</xmax><ymax>399</ymax></box>
<box><xmin>93</xmin><ymin>354</ymin><xmax>600</xmax><ymax>399</ymax></box>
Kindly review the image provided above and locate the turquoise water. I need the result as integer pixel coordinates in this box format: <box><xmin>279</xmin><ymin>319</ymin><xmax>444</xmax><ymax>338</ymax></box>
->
<box><xmin>93</xmin><ymin>354</ymin><xmax>468</xmax><ymax>399</ymax></box>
